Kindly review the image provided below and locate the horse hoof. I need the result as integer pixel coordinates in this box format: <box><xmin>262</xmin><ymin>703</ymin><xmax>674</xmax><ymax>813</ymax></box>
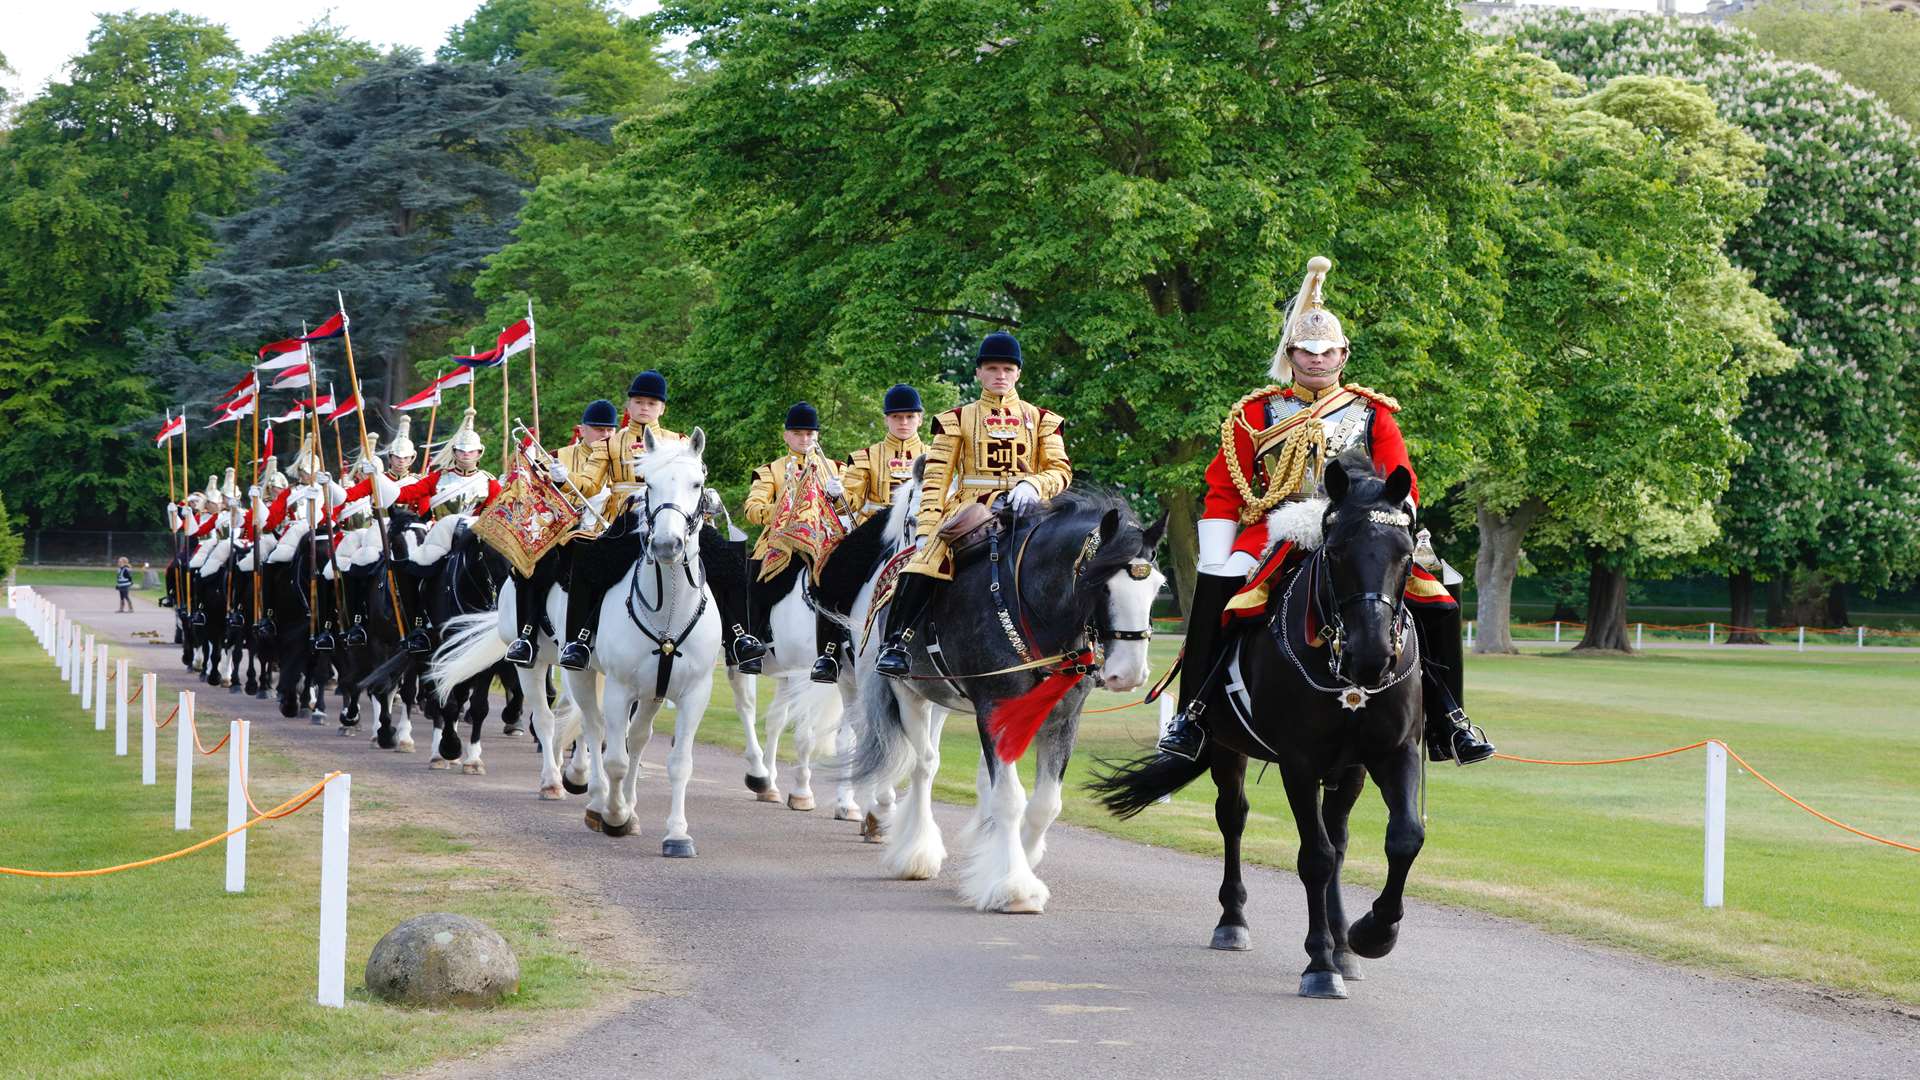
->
<box><xmin>281</xmin><ymin>701</ymin><xmax>298</xmax><ymax>718</ymax></box>
<box><xmin>1298</xmin><ymin>971</ymin><xmax>1348</xmax><ymax>1000</ymax></box>
<box><xmin>833</xmin><ymin>805</ymin><xmax>860</xmax><ymax>821</ymax></box>
<box><xmin>1334</xmin><ymin>949</ymin><xmax>1365</xmax><ymax>980</ymax></box>
<box><xmin>786</xmin><ymin>793</ymin><xmax>815</xmax><ymax>812</ymax></box>
<box><xmin>462</xmin><ymin>762</ymin><xmax>484</xmax><ymax>775</ymax></box>
<box><xmin>310</xmin><ymin>712</ymin><xmax>327</xmax><ymax>726</ymax></box>
<box><xmin>562</xmin><ymin>776</ymin><xmax>589</xmax><ymax>795</ymax></box>
<box><xmin>1210</xmin><ymin>925</ymin><xmax>1252</xmax><ymax>952</ymax></box>
<box><xmin>583</xmin><ymin>809</ymin><xmax>605</xmax><ymax>833</ymax></box>
<box><xmin>755</xmin><ymin>790</ymin><xmax>781</xmax><ymax>804</ymax></box>
<box><xmin>539</xmin><ymin>785</ymin><xmax>565</xmax><ymax>801</ymax></box>
<box><xmin>395</xmin><ymin>739</ymin><xmax>415</xmax><ymax>753</ymax></box>
<box><xmin>999</xmin><ymin>894</ymin><xmax>1047</xmax><ymax>915</ymax></box>
<box><xmin>1346</xmin><ymin>913</ymin><xmax>1399</xmax><ymax>959</ymax></box>
<box><xmin>336</xmin><ymin>725</ymin><xmax>355</xmax><ymax>736</ymax></box>
<box><xmin>861</xmin><ymin>813</ymin><xmax>884</xmax><ymax>842</ymax></box>
<box><xmin>744</xmin><ymin>773</ymin><xmax>773</xmax><ymax>795</ymax></box>
<box><xmin>501</xmin><ymin>725</ymin><xmax>521</xmax><ymax>737</ymax></box>
<box><xmin>662</xmin><ymin>838</ymin><xmax>696</xmax><ymax>858</ymax></box>
<box><xmin>603</xmin><ymin>815</ymin><xmax>636</xmax><ymax>838</ymax></box>
<box><xmin>429</xmin><ymin>758</ymin><xmax>450</xmax><ymax>770</ymax></box>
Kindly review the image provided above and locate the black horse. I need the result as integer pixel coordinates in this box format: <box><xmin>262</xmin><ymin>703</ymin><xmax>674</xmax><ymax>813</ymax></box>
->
<box><xmin>1090</xmin><ymin>454</ymin><xmax>1425</xmax><ymax>1000</ymax></box>
<box><xmin>848</xmin><ymin>488</ymin><xmax>1167</xmax><ymax>913</ymax></box>
<box><xmin>261</xmin><ymin>539</ymin><xmax>332</xmax><ymax>723</ymax></box>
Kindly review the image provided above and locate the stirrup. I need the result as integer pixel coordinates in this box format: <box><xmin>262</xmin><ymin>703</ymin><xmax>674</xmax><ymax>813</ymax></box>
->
<box><xmin>312</xmin><ymin>630</ymin><xmax>336</xmax><ymax>653</ymax></box>
<box><xmin>505</xmin><ymin>638</ymin><xmax>536</xmax><ymax>668</ymax></box>
<box><xmin>810</xmin><ymin>654</ymin><xmax>839</xmax><ymax>684</ymax></box>
<box><xmin>1157</xmin><ymin>710</ymin><xmax>1208</xmax><ymax>762</ymax></box>
<box><xmin>344</xmin><ymin>625</ymin><xmax>368</xmax><ymax>647</ymax></box>
<box><xmin>728</xmin><ymin>631</ymin><xmax>767</xmax><ymax>665</ymax></box>
<box><xmin>1446</xmin><ymin>709</ymin><xmax>1495</xmax><ymax>766</ymax></box>
<box><xmin>558</xmin><ymin>641</ymin><xmax>591</xmax><ymax>671</ymax></box>
<box><xmin>404</xmin><ymin>629</ymin><xmax>433</xmax><ymax>655</ymax></box>
<box><xmin>876</xmin><ymin>641</ymin><xmax>912</xmax><ymax>679</ymax></box>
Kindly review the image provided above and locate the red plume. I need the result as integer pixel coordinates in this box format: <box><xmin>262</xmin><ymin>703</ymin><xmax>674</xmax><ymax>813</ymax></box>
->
<box><xmin>985</xmin><ymin>652</ymin><xmax>1094</xmax><ymax>763</ymax></box>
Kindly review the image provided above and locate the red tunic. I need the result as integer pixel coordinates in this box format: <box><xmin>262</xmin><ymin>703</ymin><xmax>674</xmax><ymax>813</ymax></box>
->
<box><xmin>1202</xmin><ymin>385</ymin><xmax>1415</xmax><ymax>559</ymax></box>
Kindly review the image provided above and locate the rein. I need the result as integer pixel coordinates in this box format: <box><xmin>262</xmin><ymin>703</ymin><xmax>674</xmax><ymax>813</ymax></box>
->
<box><xmin>1278</xmin><ymin>545</ymin><xmax>1419</xmax><ymax>711</ymax></box>
<box><xmin>622</xmin><ymin>484</ymin><xmax>710</xmax><ymax>701</ymax></box>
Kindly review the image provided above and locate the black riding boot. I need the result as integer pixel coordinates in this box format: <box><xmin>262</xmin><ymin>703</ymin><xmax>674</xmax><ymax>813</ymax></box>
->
<box><xmin>558</xmin><ymin>537</ymin><xmax>607</xmax><ymax>671</ymax></box>
<box><xmin>1412</xmin><ymin>604</ymin><xmax>1494</xmax><ymax>765</ymax></box>
<box><xmin>704</xmin><ymin>532</ymin><xmax>765</xmax><ymax>673</ymax></box>
<box><xmin>343</xmin><ymin>571</ymin><xmax>369</xmax><ymax>647</ymax></box>
<box><xmin>505</xmin><ymin>568</ymin><xmax>540</xmax><ymax>668</ymax></box>
<box><xmin>1158</xmin><ymin>572</ymin><xmax>1243</xmax><ymax>761</ymax></box>
<box><xmin>876</xmin><ymin>573</ymin><xmax>937</xmax><ymax>679</ymax></box>
<box><xmin>811</xmin><ymin>609</ymin><xmax>847</xmax><ymax>684</ymax></box>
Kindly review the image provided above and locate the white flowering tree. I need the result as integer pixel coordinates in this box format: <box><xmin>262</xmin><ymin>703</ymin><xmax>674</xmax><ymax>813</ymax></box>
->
<box><xmin>1492</xmin><ymin>12</ymin><xmax>1920</xmax><ymax>638</ymax></box>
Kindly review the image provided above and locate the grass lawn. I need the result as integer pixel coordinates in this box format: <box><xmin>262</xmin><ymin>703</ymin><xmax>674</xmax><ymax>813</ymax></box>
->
<box><xmin>695</xmin><ymin>639</ymin><xmax>1920</xmax><ymax>1004</ymax></box>
<box><xmin>0</xmin><ymin>621</ymin><xmax>619</xmax><ymax>1080</ymax></box>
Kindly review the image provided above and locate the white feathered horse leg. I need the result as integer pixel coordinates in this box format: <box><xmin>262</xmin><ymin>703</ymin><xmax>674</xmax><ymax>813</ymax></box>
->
<box><xmin>785</xmin><ymin>680</ymin><xmax>842</xmax><ymax>813</ymax></box>
<box><xmin>884</xmin><ymin>683</ymin><xmax>949</xmax><ymax>880</ymax></box>
<box><xmin>959</xmin><ymin>751</ymin><xmax>1049</xmax><ymax>915</ymax></box>
<box><xmin>733</xmin><ymin>666</ymin><xmax>770</xmax><ymax>800</ymax></box>
<box><xmin>754</xmin><ymin>678</ymin><xmax>792</xmax><ymax>804</ymax></box>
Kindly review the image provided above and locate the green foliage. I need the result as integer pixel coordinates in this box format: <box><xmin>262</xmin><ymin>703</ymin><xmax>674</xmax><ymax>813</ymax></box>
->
<box><xmin>643</xmin><ymin>0</ymin><xmax>1520</xmax><ymax>584</ymax></box>
<box><xmin>1498</xmin><ymin>11</ymin><xmax>1920</xmax><ymax>590</ymax></box>
<box><xmin>1737</xmin><ymin>1</ymin><xmax>1920</xmax><ymax>125</ymax></box>
<box><xmin>0</xmin><ymin>492</ymin><xmax>22</xmax><ymax>575</ymax></box>
<box><xmin>0</xmin><ymin>13</ymin><xmax>265</xmax><ymax>528</ymax></box>
<box><xmin>241</xmin><ymin>14</ymin><xmax>381</xmax><ymax>110</ymax></box>
<box><xmin>441</xmin><ymin>0</ymin><xmax>674</xmax><ymax>117</ymax></box>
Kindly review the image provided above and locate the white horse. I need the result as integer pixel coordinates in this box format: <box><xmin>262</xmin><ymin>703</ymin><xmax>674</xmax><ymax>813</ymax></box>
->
<box><xmin>560</xmin><ymin>429</ymin><xmax>722</xmax><ymax>855</ymax></box>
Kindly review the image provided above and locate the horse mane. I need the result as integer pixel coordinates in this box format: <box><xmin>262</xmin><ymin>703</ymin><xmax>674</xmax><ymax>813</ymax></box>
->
<box><xmin>1043</xmin><ymin>487</ymin><xmax>1146</xmax><ymax>579</ymax></box>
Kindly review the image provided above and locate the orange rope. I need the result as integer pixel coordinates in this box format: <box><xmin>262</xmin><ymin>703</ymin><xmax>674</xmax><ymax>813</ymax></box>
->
<box><xmin>187</xmin><ymin>713</ymin><xmax>231</xmax><ymax>756</ymax></box>
<box><xmin>0</xmin><ymin>772</ymin><xmax>340</xmax><ymax>879</ymax></box>
<box><xmin>154</xmin><ymin>704</ymin><xmax>180</xmax><ymax>731</ymax></box>
<box><xmin>1495</xmin><ymin>740</ymin><xmax>1920</xmax><ymax>853</ymax></box>
<box><xmin>125</xmin><ymin>683</ymin><xmax>143</xmax><ymax>707</ymax></box>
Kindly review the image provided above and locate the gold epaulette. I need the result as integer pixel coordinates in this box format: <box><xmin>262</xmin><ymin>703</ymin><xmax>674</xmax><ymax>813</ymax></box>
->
<box><xmin>1344</xmin><ymin>384</ymin><xmax>1400</xmax><ymax>412</ymax></box>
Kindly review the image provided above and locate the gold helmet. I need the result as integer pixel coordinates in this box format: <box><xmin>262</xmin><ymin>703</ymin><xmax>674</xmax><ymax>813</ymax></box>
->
<box><xmin>290</xmin><ymin>431</ymin><xmax>323</xmax><ymax>481</ymax></box>
<box><xmin>261</xmin><ymin>456</ymin><xmax>289</xmax><ymax>494</ymax></box>
<box><xmin>1271</xmin><ymin>256</ymin><xmax>1349</xmax><ymax>383</ymax></box>
<box><xmin>385</xmin><ymin>414</ymin><xmax>417</xmax><ymax>461</ymax></box>
<box><xmin>202</xmin><ymin>474</ymin><xmax>225</xmax><ymax>509</ymax></box>
<box><xmin>434</xmin><ymin>407</ymin><xmax>486</xmax><ymax>468</ymax></box>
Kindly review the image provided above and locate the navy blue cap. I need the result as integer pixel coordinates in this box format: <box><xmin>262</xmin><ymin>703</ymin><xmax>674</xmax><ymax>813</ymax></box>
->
<box><xmin>581</xmin><ymin>399</ymin><xmax>618</xmax><ymax>427</ymax></box>
<box><xmin>882</xmin><ymin>384</ymin><xmax>923</xmax><ymax>414</ymax></box>
<box><xmin>976</xmin><ymin>331</ymin><xmax>1022</xmax><ymax>367</ymax></box>
<box><xmin>784</xmin><ymin>401</ymin><xmax>820</xmax><ymax>431</ymax></box>
<box><xmin>626</xmin><ymin>370</ymin><xmax>668</xmax><ymax>402</ymax></box>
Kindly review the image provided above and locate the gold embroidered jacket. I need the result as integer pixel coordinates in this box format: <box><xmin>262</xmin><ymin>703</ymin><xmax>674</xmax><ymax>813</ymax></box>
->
<box><xmin>841</xmin><ymin>433</ymin><xmax>925</xmax><ymax>524</ymax></box>
<box><xmin>567</xmin><ymin>422</ymin><xmax>683</xmax><ymax>508</ymax></box>
<box><xmin>905</xmin><ymin>389</ymin><xmax>1070</xmax><ymax>581</ymax></box>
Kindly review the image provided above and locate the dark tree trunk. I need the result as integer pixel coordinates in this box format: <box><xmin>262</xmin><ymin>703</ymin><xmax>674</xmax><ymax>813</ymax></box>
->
<box><xmin>1826</xmin><ymin>582</ymin><xmax>1849</xmax><ymax>628</ymax></box>
<box><xmin>1776</xmin><ymin>571</ymin><xmax>1829</xmax><ymax>628</ymax></box>
<box><xmin>1472</xmin><ymin>499</ymin><xmax>1544</xmax><ymax>654</ymax></box>
<box><xmin>1765</xmin><ymin>576</ymin><xmax>1787</xmax><ymax>627</ymax></box>
<box><xmin>1727</xmin><ymin>570</ymin><xmax>1766</xmax><ymax>644</ymax></box>
<box><xmin>1573</xmin><ymin>552</ymin><xmax>1632</xmax><ymax>653</ymax></box>
<box><xmin>1163</xmin><ymin>486</ymin><xmax>1200</xmax><ymax>619</ymax></box>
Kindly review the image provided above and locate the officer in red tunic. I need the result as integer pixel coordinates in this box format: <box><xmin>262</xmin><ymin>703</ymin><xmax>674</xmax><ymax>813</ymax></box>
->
<box><xmin>1158</xmin><ymin>256</ymin><xmax>1493</xmax><ymax>765</ymax></box>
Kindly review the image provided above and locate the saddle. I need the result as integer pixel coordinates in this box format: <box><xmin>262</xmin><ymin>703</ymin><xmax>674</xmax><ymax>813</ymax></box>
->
<box><xmin>938</xmin><ymin>502</ymin><xmax>1004</xmax><ymax>560</ymax></box>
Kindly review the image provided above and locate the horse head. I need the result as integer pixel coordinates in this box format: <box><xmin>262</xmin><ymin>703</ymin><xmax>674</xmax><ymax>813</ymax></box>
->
<box><xmin>1320</xmin><ymin>450</ymin><xmax>1416</xmax><ymax>688</ymax></box>
<box><xmin>1081</xmin><ymin>505</ymin><xmax>1167</xmax><ymax>692</ymax></box>
<box><xmin>638</xmin><ymin>426</ymin><xmax>708</xmax><ymax>567</ymax></box>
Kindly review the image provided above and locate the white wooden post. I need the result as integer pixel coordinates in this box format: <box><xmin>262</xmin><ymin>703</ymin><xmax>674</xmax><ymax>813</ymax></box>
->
<box><xmin>81</xmin><ymin>634</ymin><xmax>95</xmax><ymax>710</ymax></box>
<box><xmin>1635</xmin><ymin>622</ymin><xmax>1644</xmax><ymax>650</ymax></box>
<box><xmin>68</xmin><ymin>628</ymin><xmax>81</xmax><ymax>694</ymax></box>
<box><xmin>140</xmin><ymin>673</ymin><xmax>157</xmax><ymax>779</ymax></box>
<box><xmin>1857</xmin><ymin>626</ymin><xmax>1866</xmax><ymax>649</ymax></box>
<box><xmin>94</xmin><ymin>644</ymin><xmax>109</xmax><ymax>730</ymax></box>
<box><xmin>58</xmin><ymin>616</ymin><xmax>69</xmax><ymax>675</ymax></box>
<box><xmin>115</xmin><ymin>662</ymin><xmax>131</xmax><ymax>755</ymax></box>
<box><xmin>226</xmin><ymin>720</ymin><xmax>249</xmax><ymax>893</ymax></box>
<box><xmin>1703</xmin><ymin>741</ymin><xmax>1726</xmax><ymax>909</ymax></box>
<box><xmin>317</xmin><ymin>773</ymin><xmax>352</xmax><ymax>1008</ymax></box>
<box><xmin>1797</xmin><ymin>626</ymin><xmax>1806</xmax><ymax>652</ymax></box>
<box><xmin>1707</xmin><ymin>622</ymin><xmax>1715</xmax><ymax>645</ymax></box>
<box><xmin>174</xmin><ymin>691</ymin><xmax>195</xmax><ymax>831</ymax></box>
<box><xmin>1553</xmin><ymin>620</ymin><xmax>1561</xmax><ymax>643</ymax></box>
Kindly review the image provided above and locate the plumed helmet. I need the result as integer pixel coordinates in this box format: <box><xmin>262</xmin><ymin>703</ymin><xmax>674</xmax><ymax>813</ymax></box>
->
<box><xmin>882</xmin><ymin>384</ymin><xmax>924</xmax><ymax>414</ymax></box>
<box><xmin>385</xmin><ymin>414</ymin><xmax>416</xmax><ymax>460</ymax></box>
<box><xmin>432</xmin><ymin>408</ymin><xmax>486</xmax><ymax>470</ymax></box>
<box><xmin>1273</xmin><ymin>255</ymin><xmax>1349</xmax><ymax>382</ymax></box>
<box><xmin>784</xmin><ymin>401</ymin><xmax>820</xmax><ymax>431</ymax></box>
<box><xmin>627</xmin><ymin>370</ymin><xmax>669</xmax><ymax>402</ymax></box>
<box><xmin>581</xmin><ymin>398</ymin><xmax>619</xmax><ymax>428</ymax></box>
<box><xmin>261</xmin><ymin>456</ymin><xmax>289</xmax><ymax>493</ymax></box>
<box><xmin>289</xmin><ymin>431</ymin><xmax>323</xmax><ymax>481</ymax></box>
<box><xmin>220</xmin><ymin>468</ymin><xmax>240</xmax><ymax>502</ymax></box>
<box><xmin>203</xmin><ymin>474</ymin><xmax>225</xmax><ymax>509</ymax></box>
<box><xmin>975</xmin><ymin>332</ymin><xmax>1023</xmax><ymax>367</ymax></box>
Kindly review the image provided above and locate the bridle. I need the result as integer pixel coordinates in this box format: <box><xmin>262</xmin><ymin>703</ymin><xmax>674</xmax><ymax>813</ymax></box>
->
<box><xmin>622</xmin><ymin>468</ymin><xmax>709</xmax><ymax>700</ymax></box>
<box><xmin>1279</xmin><ymin>511</ymin><xmax>1419</xmax><ymax>712</ymax></box>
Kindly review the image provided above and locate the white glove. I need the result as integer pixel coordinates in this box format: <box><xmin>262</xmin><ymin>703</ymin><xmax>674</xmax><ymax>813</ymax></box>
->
<box><xmin>549</xmin><ymin>462</ymin><xmax>569</xmax><ymax>484</ymax></box>
<box><xmin>356</xmin><ymin>458</ymin><xmax>378</xmax><ymax>476</ymax></box>
<box><xmin>1006</xmin><ymin>481</ymin><xmax>1040</xmax><ymax>513</ymax></box>
<box><xmin>318</xmin><ymin>471</ymin><xmax>333</xmax><ymax>486</ymax></box>
<box><xmin>247</xmin><ymin>485</ymin><xmax>262</xmax><ymax>499</ymax></box>
<box><xmin>823</xmin><ymin>474</ymin><xmax>845</xmax><ymax>499</ymax></box>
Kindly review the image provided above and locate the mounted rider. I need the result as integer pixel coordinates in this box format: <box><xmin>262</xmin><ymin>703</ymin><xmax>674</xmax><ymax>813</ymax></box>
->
<box><xmin>501</xmin><ymin>398</ymin><xmax>621</xmax><ymax>667</ymax></box>
<box><xmin>742</xmin><ymin>401</ymin><xmax>849</xmax><ymax>678</ymax></box>
<box><xmin>811</xmin><ymin>384</ymin><xmax>925</xmax><ymax>683</ymax></box>
<box><xmin>396</xmin><ymin>408</ymin><xmax>500</xmax><ymax>652</ymax></box>
<box><xmin>163</xmin><ymin>486</ymin><xmax>210</xmax><ymax>608</ymax></box>
<box><xmin>877</xmin><ymin>333</ymin><xmax>1072</xmax><ymax>678</ymax></box>
<box><xmin>1155</xmin><ymin>256</ymin><xmax>1493</xmax><ymax>766</ymax></box>
<box><xmin>551</xmin><ymin>370</ymin><xmax>765</xmax><ymax>674</ymax></box>
<box><xmin>331</xmin><ymin>430</ymin><xmax>412</xmax><ymax>646</ymax></box>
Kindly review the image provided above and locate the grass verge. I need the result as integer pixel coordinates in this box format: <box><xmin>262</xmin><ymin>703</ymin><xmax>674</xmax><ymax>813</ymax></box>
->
<box><xmin>0</xmin><ymin>620</ymin><xmax>619</xmax><ymax>1080</ymax></box>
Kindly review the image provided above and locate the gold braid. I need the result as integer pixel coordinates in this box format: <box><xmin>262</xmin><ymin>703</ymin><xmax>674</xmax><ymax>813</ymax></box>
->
<box><xmin>1219</xmin><ymin>385</ymin><xmax>1326</xmax><ymax>525</ymax></box>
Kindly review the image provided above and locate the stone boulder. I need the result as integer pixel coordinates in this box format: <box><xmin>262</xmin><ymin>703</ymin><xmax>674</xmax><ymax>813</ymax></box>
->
<box><xmin>364</xmin><ymin>913</ymin><xmax>520</xmax><ymax>1007</ymax></box>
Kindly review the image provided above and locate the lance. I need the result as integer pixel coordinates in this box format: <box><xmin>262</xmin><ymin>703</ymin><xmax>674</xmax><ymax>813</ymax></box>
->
<box><xmin>251</xmin><ymin>366</ymin><xmax>263</xmax><ymax>625</ymax></box>
<box><xmin>228</xmin><ymin>401</ymin><xmax>242</xmax><ymax>624</ymax></box>
<box><xmin>317</xmin><ymin>380</ymin><xmax>348</xmax><ymax>640</ymax></box>
<box><xmin>335</xmin><ymin>293</ymin><xmax>408</xmax><ymax>637</ymax></box>
<box><xmin>526</xmin><ymin>300</ymin><xmax>542</xmax><ymax>441</ymax></box>
<box><xmin>182</xmin><ymin>407</ymin><xmax>193</xmax><ymax>621</ymax></box>
<box><xmin>425</xmin><ymin>373</ymin><xmax>442</xmax><ymax>465</ymax></box>
<box><xmin>501</xmin><ymin>327</ymin><xmax>511</xmax><ymax>474</ymax></box>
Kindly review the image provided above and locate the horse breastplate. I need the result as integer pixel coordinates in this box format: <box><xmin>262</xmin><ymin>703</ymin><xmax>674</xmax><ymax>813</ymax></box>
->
<box><xmin>1260</xmin><ymin>395</ymin><xmax>1373</xmax><ymax>497</ymax></box>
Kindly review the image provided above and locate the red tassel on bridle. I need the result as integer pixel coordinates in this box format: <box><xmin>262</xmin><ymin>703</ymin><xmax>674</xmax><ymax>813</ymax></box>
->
<box><xmin>985</xmin><ymin>650</ymin><xmax>1097</xmax><ymax>763</ymax></box>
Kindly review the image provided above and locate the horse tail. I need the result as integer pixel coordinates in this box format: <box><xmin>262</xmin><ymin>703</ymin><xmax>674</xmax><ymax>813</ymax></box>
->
<box><xmin>1086</xmin><ymin>750</ymin><xmax>1211</xmax><ymax>820</ymax></box>
<box><xmin>356</xmin><ymin>649</ymin><xmax>414</xmax><ymax>697</ymax></box>
<box><xmin>426</xmin><ymin>611</ymin><xmax>506</xmax><ymax>704</ymax></box>
<box><xmin>845</xmin><ymin>666</ymin><xmax>911</xmax><ymax>788</ymax></box>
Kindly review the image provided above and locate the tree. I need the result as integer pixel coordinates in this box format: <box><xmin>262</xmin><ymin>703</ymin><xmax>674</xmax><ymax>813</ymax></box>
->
<box><xmin>442</xmin><ymin>0</ymin><xmax>674</xmax><ymax>118</ymax></box>
<box><xmin>242</xmin><ymin>15</ymin><xmax>381</xmax><ymax>111</ymax></box>
<box><xmin>0</xmin><ymin>491</ymin><xmax>23</xmax><ymax>577</ymax></box>
<box><xmin>643</xmin><ymin>0</ymin><xmax>1521</xmax><ymax>604</ymax></box>
<box><xmin>1737</xmin><ymin>1</ymin><xmax>1920</xmax><ymax>125</ymax></box>
<box><xmin>1465</xmin><ymin>54</ymin><xmax>1791</xmax><ymax>653</ymax></box>
<box><xmin>151</xmin><ymin>55</ymin><xmax>602</xmax><ymax>424</ymax></box>
<box><xmin>0</xmin><ymin>13</ymin><xmax>264</xmax><ymax>528</ymax></box>
<box><xmin>1499</xmin><ymin>12</ymin><xmax>1920</xmax><ymax>639</ymax></box>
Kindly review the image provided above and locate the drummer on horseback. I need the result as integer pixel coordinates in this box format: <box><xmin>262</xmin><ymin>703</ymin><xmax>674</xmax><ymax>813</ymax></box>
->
<box><xmin>877</xmin><ymin>332</ymin><xmax>1073</xmax><ymax>679</ymax></box>
<box><xmin>551</xmin><ymin>370</ymin><xmax>765</xmax><ymax>673</ymax></box>
<box><xmin>811</xmin><ymin>384</ymin><xmax>926</xmax><ymax>683</ymax></box>
<box><xmin>741</xmin><ymin>401</ymin><xmax>850</xmax><ymax>678</ymax></box>
<box><xmin>1156</xmin><ymin>256</ymin><xmax>1493</xmax><ymax>766</ymax></box>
